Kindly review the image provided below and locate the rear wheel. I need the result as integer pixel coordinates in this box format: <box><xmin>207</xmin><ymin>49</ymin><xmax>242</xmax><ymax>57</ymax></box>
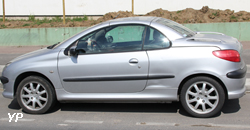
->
<box><xmin>180</xmin><ymin>76</ymin><xmax>225</xmax><ymax>118</ymax></box>
<box><xmin>16</xmin><ymin>76</ymin><xmax>56</xmax><ymax>114</ymax></box>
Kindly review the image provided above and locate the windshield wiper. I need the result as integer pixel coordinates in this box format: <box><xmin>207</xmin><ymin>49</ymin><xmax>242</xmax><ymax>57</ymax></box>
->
<box><xmin>47</xmin><ymin>42</ymin><xmax>60</xmax><ymax>49</ymax></box>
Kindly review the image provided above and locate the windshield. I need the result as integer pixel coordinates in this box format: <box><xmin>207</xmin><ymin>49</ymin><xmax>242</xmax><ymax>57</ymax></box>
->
<box><xmin>156</xmin><ymin>18</ymin><xmax>195</xmax><ymax>37</ymax></box>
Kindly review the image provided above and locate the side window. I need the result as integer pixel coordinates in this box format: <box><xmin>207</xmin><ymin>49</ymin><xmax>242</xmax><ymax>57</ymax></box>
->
<box><xmin>143</xmin><ymin>27</ymin><xmax>170</xmax><ymax>50</ymax></box>
<box><xmin>105</xmin><ymin>25</ymin><xmax>145</xmax><ymax>52</ymax></box>
<box><xmin>75</xmin><ymin>25</ymin><xmax>145</xmax><ymax>54</ymax></box>
<box><xmin>74</xmin><ymin>31</ymin><xmax>97</xmax><ymax>54</ymax></box>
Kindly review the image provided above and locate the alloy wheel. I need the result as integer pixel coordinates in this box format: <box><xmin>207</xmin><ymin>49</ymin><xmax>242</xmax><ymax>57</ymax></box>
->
<box><xmin>185</xmin><ymin>81</ymin><xmax>219</xmax><ymax>114</ymax></box>
<box><xmin>20</xmin><ymin>82</ymin><xmax>48</xmax><ymax>111</ymax></box>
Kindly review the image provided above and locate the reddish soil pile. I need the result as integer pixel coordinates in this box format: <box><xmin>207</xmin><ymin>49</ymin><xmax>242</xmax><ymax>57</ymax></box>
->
<box><xmin>96</xmin><ymin>11</ymin><xmax>135</xmax><ymax>23</ymax></box>
<box><xmin>1</xmin><ymin>6</ymin><xmax>250</xmax><ymax>29</ymax></box>
<box><xmin>145</xmin><ymin>6</ymin><xmax>250</xmax><ymax>23</ymax></box>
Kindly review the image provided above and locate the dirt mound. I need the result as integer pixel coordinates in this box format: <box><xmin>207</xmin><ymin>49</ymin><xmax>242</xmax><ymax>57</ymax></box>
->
<box><xmin>96</xmin><ymin>11</ymin><xmax>135</xmax><ymax>22</ymax></box>
<box><xmin>145</xmin><ymin>6</ymin><xmax>250</xmax><ymax>23</ymax></box>
<box><xmin>1</xmin><ymin>6</ymin><xmax>250</xmax><ymax>29</ymax></box>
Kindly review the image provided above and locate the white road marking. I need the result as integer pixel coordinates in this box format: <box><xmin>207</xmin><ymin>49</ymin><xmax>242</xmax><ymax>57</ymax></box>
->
<box><xmin>208</xmin><ymin>123</ymin><xmax>250</xmax><ymax>128</ymax></box>
<box><xmin>246</xmin><ymin>78</ymin><xmax>250</xmax><ymax>86</ymax></box>
<box><xmin>247</xmin><ymin>65</ymin><xmax>250</xmax><ymax>73</ymax></box>
<box><xmin>65</xmin><ymin>120</ymin><xmax>103</xmax><ymax>124</ymax></box>
<box><xmin>0</xmin><ymin>65</ymin><xmax>4</xmax><ymax>84</ymax></box>
<box><xmin>16</xmin><ymin>119</ymin><xmax>35</xmax><ymax>121</ymax></box>
<box><xmin>136</xmin><ymin>122</ymin><xmax>178</xmax><ymax>126</ymax></box>
<box><xmin>0</xmin><ymin>65</ymin><xmax>4</xmax><ymax>72</ymax></box>
<box><xmin>58</xmin><ymin>124</ymin><xmax>69</xmax><ymax>126</ymax></box>
<box><xmin>0</xmin><ymin>118</ymin><xmax>35</xmax><ymax>122</ymax></box>
<box><xmin>0</xmin><ymin>118</ymin><xmax>11</xmax><ymax>121</ymax></box>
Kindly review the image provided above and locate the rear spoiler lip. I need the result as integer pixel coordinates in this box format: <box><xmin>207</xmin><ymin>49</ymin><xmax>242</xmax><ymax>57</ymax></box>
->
<box><xmin>196</xmin><ymin>31</ymin><xmax>225</xmax><ymax>35</ymax></box>
<box><xmin>187</xmin><ymin>37</ymin><xmax>222</xmax><ymax>42</ymax></box>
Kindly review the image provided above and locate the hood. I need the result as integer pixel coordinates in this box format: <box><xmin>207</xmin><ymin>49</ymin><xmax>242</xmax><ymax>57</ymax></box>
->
<box><xmin>10</xmin><ymin>48</ymin><xmax>50</xmax><ymax>63</ymax></box>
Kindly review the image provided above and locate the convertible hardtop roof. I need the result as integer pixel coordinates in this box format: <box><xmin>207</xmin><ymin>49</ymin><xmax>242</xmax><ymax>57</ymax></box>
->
<box><xmin>103</xmin><ymin>16</ymin><xmax>159</xmax><ymax>25</ymax></box>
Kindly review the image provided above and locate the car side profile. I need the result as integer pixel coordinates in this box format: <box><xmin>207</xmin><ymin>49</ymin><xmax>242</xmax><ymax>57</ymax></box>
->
<box><xmin>0</xmin><ymin>17</ymin><xmax>247</xmax><ymax>118</ymax></box>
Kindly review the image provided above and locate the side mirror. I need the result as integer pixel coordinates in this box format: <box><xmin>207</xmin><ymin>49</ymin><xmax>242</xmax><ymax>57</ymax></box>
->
<box><xmin>75</xmin><ymin>47</ymin><xmax>86</xmax><ymax>54</ymax></box>
<box><xmin>68</xmin><ymin>46</ymin><xmax>77</xmax><ymax>56</ymax></box>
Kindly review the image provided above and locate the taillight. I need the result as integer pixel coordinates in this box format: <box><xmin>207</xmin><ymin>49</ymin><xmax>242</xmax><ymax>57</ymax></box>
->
<box><xmin>212</xmin><ymin>50</ymin><xmax>240</xmax><ymax>62</ymax></box>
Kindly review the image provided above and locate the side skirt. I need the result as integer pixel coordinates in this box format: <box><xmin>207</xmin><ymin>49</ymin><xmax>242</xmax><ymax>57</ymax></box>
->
<box><xmin>55</xmin><ymin>88</ymin><xmax>178</xmax><ymax>103</ymax></box>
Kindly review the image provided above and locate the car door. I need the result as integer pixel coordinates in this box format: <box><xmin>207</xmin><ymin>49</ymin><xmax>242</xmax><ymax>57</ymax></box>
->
<box><xmin>58</xmin><ymin>25</ymin><xmax>149</xmax><ymax>93</ymax></box>
<box><xmin>143</xmin><ymin>27</ymin><xmax>175</xmax><ymax>89</ymax></box>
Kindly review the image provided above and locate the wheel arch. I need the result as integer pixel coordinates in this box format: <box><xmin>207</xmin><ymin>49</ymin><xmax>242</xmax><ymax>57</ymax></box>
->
<box><xmin>14</xmin><ymin>71</ymin><xmax>56</xmax><ymax>97</ymax></box>
<box><xmin>177</xmin><ymin>73</ymin><xmax>228</xmax><ymax>100</ymax></box>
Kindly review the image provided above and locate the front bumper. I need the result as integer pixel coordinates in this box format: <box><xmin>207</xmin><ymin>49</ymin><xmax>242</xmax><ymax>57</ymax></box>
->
<box><xmin>2</xmin><ymin>79</ymin><xmax>15</xmax><ymax>99</ymax></box>
<box><xmin>1</xmin><ymin>76</ymin><xmax>14</xmax><ymax>99</ymax></box>
<box><xmin>0</xmin><ymin>76</ymin><xmax>9</xmax><ymax>84</ymax></box>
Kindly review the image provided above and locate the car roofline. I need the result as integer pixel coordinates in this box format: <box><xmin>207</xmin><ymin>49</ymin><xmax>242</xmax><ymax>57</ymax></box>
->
<box><xmin>107</xmin><ymin>16</ymin><xmax>158</xmax><ymax>26</ymax></box>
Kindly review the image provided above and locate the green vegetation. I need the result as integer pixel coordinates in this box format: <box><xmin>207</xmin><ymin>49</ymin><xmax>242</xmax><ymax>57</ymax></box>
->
<box><xmin>184</xmin><ymin>19</ymin><xmax>189</xmax><ymax>23</ymax></box>
<box><xmin>1</xmin><ymin>24</ymin><xmax>7</xmax><ymax>28</ymax></box>
<box><xmin>177</xmin><ymin>10</ymin><xmax>182</xmax><ymax>14</ymax></box>
<box><xmin>3</xmin><ymin>15</ymin><xmax>88</xmax><ymax>23</ymax></box>
<box><xmin>170</xmin><ymin>13</ymin><xmax>172</xmax><ymax>19</ymax></box>
<box><xmin>230</xmin><ymin>15</ymin><xmax>237</xmax><ymax>19</ymax></box>
<box><xmin>2</xmin><ymin>15</ymin><xmax>89</xmax><ymax>27</ymax></box>
<box><xmin>91</xmin><ymin>20</ymin><xmax>97</xmax><ymax>25</ymax></box>
<box><xmin>22</xmin><ymin>24</ymin><xmax>30</xmax><ymax>27</ymax></box>
<box><xmin>72</xmin><ymin>15</ymin><xmax>88</xmax><ymax>21</ymax></box>
<box><xmin>28</xmin><ymin>15</ymin><xmax>35</xmax><ymax>21</ymax></box>
<box><xmin>212</xmin><ymin>12</ymin><xmax>218</xmax><ymax>16</ymax></box>
<box><xmin>230</xmin><ymin>15</ymin><xmax>238</xmax><ymax>22</ymax></box>
<box><xmin>52</xmin><ymin>16</ymin><xmax>62</xmax><ymax>22</ymax></box>
<box><xmin>173</xmin><ymin>16</ymin><xmax>178</xmax><ymax>21</ymax></box>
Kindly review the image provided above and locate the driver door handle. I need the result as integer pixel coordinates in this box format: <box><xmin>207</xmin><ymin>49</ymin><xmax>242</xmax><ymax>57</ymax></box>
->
<box><xmin>129</xmin><ymin>58</ymin><xmax>138</xmax><ymax>63</ymax></box>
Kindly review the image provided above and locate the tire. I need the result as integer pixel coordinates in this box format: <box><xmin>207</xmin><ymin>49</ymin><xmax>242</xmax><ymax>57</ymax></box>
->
<box><xmin>16</xmin><ymin>76</ymin><xmax>56</xmax><ymax>114</ymax></box>
<box><xmin>180</xmin><ymin>76</ymin><xmax>225</xmax><ymax>118</ymax></box>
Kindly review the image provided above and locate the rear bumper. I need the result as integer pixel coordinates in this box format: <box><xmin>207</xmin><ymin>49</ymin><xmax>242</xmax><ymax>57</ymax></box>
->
<box><xmin>228</xmin><ymin>85</ymin><xmax>246</xmax><ymax>99</ymax></box>
<box><xmin>224</xmin><ymin>65</ymin><xmax>247</xmax><ymax>99</ymax></box>
<box><xmin>227</xmin><ymin>65</ymin><xmax>247</xmax><ymax>79</ymax></box>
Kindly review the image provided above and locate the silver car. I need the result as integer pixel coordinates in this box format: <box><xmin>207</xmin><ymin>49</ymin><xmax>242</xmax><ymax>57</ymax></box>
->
<box><xmin>0</xmin><ymin>17</ymin><xmax>247</xmax><ymax>118</ymax></box>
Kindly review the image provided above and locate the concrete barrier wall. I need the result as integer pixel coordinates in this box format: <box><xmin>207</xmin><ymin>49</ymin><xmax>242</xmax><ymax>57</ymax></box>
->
<box><xmin>0</xmin><ymin>22</ymin><xmax>249</xmax><ymax>46</ymax></box>
<box><xmin>0</xmin><ymin>27</ymin><xmax>87</xmax><ymax>46</ymax></box>
<box><xmin>184</xmin><ymin>22</ymin><xmax>250</xmax><ymax>42</ymax></box>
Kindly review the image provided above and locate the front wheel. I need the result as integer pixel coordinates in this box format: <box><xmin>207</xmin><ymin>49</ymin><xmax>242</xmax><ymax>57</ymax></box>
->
<box><xmin>180</xmin><ymin>76</ymin><xmax>225</xmax><ymax>118</ymax></box>
<box><xmin>16</xmin><ymin>76</ymin><xmax>56</xmax><ymax>114</ymax></box>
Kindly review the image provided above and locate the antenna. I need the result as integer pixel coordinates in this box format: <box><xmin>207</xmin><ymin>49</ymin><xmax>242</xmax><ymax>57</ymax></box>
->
<box><xmin>113</xmin><ymin>14</ymin><xmax>120</xmax><ymax>19</ymax></box>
